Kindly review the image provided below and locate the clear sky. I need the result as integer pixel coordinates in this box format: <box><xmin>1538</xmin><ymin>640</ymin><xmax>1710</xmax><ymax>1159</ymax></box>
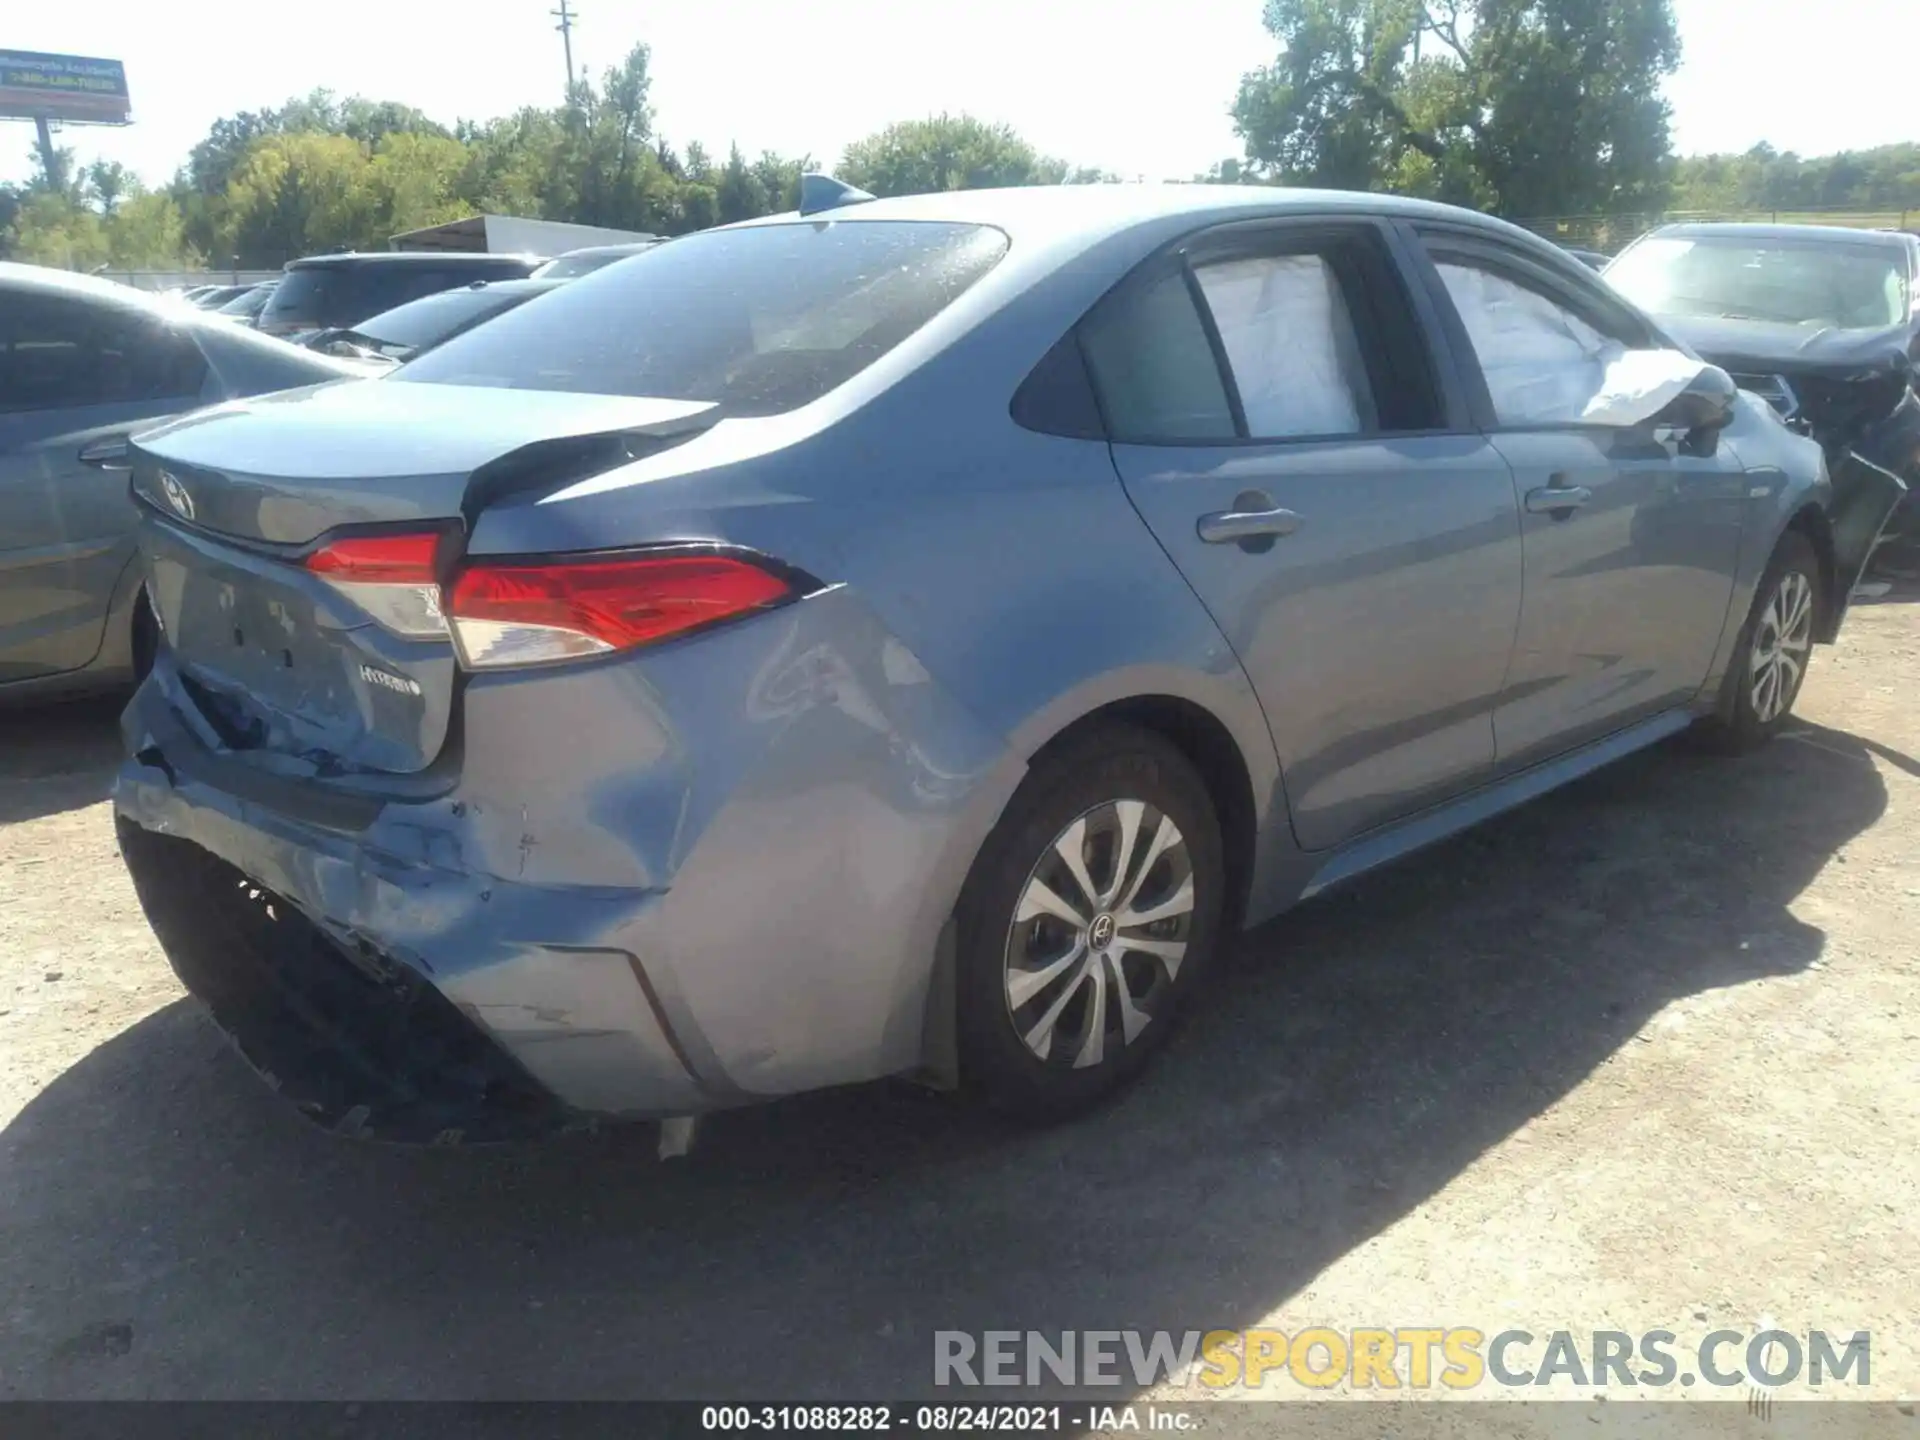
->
<box><xmin>3</xmin><ymin>0</ymin><xmax>1913</xmax><ymax>191</ymax></box>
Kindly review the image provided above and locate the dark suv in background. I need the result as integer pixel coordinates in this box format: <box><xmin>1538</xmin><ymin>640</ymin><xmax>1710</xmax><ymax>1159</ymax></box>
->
<box><xmin>256</xmin><ymin>251</ymin><xmax>542</xmax><ymax>341</ymax></box>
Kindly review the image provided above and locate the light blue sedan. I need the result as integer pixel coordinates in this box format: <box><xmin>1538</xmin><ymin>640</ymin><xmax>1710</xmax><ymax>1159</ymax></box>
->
<box><xmin>112</xmin><ymin>181</ymin><xmax>1902</xmax><ymax>1137</ymax></box>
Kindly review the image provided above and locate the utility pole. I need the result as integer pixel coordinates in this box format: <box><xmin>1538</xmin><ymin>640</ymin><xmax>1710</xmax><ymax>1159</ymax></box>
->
<box><xmin>552</xmin><ymin>0</ymin><xmax>579</xmax><ymax>99</ymax></box>
<box><xmin>33</xmin><ymin>115</ymin><xmax>65</xmax><ymax>193</ymax></box>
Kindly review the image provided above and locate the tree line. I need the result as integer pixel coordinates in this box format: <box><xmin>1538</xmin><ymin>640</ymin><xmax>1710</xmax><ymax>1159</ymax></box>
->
<box><xmin>3</xmin><ymin>5</ymin><xmax>1915</xmax><ymax>271</ymax></box>
<box><xmin>0</xmin><ymin>43</ymin><xmax>1104</xmax><ymax>270</ymax></box>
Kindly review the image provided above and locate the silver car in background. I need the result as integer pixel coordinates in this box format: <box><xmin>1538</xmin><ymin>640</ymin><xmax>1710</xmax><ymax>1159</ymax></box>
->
<box><xmin>112</xmin><ymin>184</ymin><xmax>1903</xmax><ymax>1140</ymax></box>
<box><xmin>0</xmin><ymin>264</ymin><xmax>366</xmax><ymax>703</ymax></box>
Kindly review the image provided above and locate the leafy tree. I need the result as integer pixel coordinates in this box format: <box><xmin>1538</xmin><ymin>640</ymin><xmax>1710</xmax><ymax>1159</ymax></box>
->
<box><xmin>1232</xmin><ymin>0</ymin><xmax>1681</xmax><ymax>216</ymax></box>
<box><xmin>8</xmin><ymin>192</ymin><xmax>106</xmax><ymax>267</ymax></box>
<box><xmin>106</xmin><ymin>189</ymin><xmax>198</xmax><ymax>267</ymax></box>
<box><xmin>2</xmin><ymin>182</ymin><xmax>194</xmax><ymax>269</ymax></box>
<box><xmin>9</xmin><ymin>45</ymin><xmax>1104</xmax><ymax>268</ymax></box>
<box><xmin>219</xmin><ymin>132</ymin><xmax>380</xmax><ymax>264</ymax></box>
<box><xmin>839</xmin><ymin>114</ymin><xmax>1090</xmax><ymax>195</ymax></box>
<box><xmin>85</xmin><ymin>160</ymin><xmax>133</xmax><ymax>215</ymax></box>
<box><xmin>0</xmin><ymin>182</ymin><xmax>22</xmax><ymax>249</ymax></box>
<box><xmin>370</xmin><ymin>132</ymin><xmax>473</xmax><ymax>237</ymax></box>
<box><xmin>1671</xmin><ymin>142</ymin><xmax>1920</xmax><ymax>216</ymax></box>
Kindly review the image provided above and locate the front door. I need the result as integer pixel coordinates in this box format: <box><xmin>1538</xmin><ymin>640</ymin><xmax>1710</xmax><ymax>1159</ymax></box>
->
<box><xmin>1409</xmin><ymin>232</ymin><xmax>1750</xmax><ymax>768</ymax></box>
<box><xmin>1085</xmin><ymin>219</ymin><xmax>1525</xmax><ymax>851</ymax></box>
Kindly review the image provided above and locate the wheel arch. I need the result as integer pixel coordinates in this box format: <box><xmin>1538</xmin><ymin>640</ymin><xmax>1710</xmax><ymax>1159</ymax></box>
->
<box><xmin>912</xmin><ymin>680</ymin><xmax>1279</xmax><ymax>1090</ymax></box>
<box><xmin>1030</xmin><ymin>695</ymin><xmax>1260</xmax><ymax>933</ymax></box>
<box><xmin>1785</xmin><ymin>501</ymin><xmax>1842</xmax><ymax>643</ymax></box>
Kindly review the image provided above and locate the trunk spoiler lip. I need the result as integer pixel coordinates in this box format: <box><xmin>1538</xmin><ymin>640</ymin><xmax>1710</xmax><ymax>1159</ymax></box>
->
<box><xmin>128</xmin><ymin>381</ymin><xmax>722</xmax><ymax>483</ymax></box>
<box><xmin>128</xmin><ymin>396</ymin><xmax>726</xmax><ymax>550</ymax></box>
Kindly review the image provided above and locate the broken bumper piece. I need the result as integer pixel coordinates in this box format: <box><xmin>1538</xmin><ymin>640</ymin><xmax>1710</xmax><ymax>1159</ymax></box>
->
<box><xmin>118</xmin><ymin>820</ymin><xmax>572</xmax><ymax>1143</ymax></box>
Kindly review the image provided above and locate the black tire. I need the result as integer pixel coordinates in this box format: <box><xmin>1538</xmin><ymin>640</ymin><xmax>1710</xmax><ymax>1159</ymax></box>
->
<box><xmin>953</xmin><ymin>724</ymin><xmax>1225</xmax><ymax>1120</ymax></box>
<box><xmin>1696</xmin><ymin>529</ymin><xmax>1822</xmax><ymax>753</ymax></box>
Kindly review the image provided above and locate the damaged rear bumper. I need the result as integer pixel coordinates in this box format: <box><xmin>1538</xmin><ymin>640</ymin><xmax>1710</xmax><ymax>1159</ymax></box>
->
<box><xmin>114</xmin><ymin>677</ymin><xmax>715</xmax><ymax>1139</ymax></box>
<box><xmin>116</xmin><ymin>818</ymin><xmax>570</xmax><ymax>1142</ymax></box>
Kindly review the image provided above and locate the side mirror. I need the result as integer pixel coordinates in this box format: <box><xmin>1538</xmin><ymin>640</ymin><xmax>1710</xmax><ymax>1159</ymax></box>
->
<box><xmin>1653</xmin><ymin>364</ymin><xmax>1738</xmax><ymax>456</ymax></box>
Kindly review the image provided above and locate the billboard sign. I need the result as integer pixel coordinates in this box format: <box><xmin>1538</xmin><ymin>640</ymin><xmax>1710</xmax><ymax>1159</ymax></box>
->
<box><xmin>0</xmin><ymin>50</ymin><xmax>131</xmax><ymax>125</ymax></box>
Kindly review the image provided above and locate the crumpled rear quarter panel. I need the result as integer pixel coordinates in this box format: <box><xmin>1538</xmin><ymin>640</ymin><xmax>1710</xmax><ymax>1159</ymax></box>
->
<box><xmin>115</xmin><ymin>583</ymin><xmax>1012</xmax><ymax>1117</ymax></box>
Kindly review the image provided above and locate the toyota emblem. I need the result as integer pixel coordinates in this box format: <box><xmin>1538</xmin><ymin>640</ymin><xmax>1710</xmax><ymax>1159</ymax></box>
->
<box><xmin>158</xmin><ymin>469</ymin><xmax>195</xmax><ymax>521</ymax></box>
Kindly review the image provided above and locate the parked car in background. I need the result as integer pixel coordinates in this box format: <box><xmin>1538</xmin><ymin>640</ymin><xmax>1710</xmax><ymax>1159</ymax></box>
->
<box><xmin>211</xmin><ymin>280</ymin><xmax>279</xmax><ymax>327</ymax></box>
<box><xmin>189</xmin><ymin>284</ymin><xmax>254</xmax><ymax>310</ymax></box>
<box><xmin>530</xmin><ymin>240</ymin><xmax>659</xmax><ymax>279</ymax></box>
<box><xmin>115</xmin><ymin>182</ymin><xmax>1904</xmax><ymax>1144</ymax></box>
<box><xmin>0</xmin><ymin>262</ymin><xmax>368</xmax><ymax>705</ymax></box>
<box><xmin>1606</xmin><ymin>223</ymin><xmax>1920</xmax><ymax>542</ymax></box>
<box><xmin>301</xmin><ymin>277</ymin><xmax>567</xmax><ymax>365</ymax></box>
<box><xmin>255</xmin><ymin>251</ymin><xmax>542</xmax><ymax>342</ymax></box>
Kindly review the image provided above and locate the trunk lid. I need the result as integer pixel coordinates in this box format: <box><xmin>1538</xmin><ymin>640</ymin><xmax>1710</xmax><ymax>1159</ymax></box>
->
<box><xmin>131</xmin><ymin>381</ymin><xmax>718</xmax><ymax>776</ymax></box>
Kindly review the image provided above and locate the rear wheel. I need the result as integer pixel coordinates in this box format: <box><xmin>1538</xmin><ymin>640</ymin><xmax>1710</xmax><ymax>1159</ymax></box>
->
<box><xmin>1698</xmin><ymin>530</ymin><xmax>1820</xmax><ymax>753</ymax></box>
<box><xmin>954</xmin><ymin>725</ymin><xmax>1225</xmax><ymax>1120</ymax></box>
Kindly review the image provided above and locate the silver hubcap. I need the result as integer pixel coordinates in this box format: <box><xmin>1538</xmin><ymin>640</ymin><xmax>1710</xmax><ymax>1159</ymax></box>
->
<box><xmin>1004</xmin><ymin>799</ymin><xmax>1195</xmax><ymax>1069</ymax></box>
<box><xmin>1750</xmin><ymin>569</ymin><xmax>1814</xmax><ymax>724</ymax></box>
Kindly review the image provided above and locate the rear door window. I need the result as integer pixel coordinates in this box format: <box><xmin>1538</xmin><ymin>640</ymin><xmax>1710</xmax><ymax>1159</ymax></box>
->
<box><xmin>1078</xmin><ymin>225</ymin><xmax>1441</xmax><ymax>443</ymax></box>
<box><xmin>1193</xmin><ymin>253</ymin><xmax>1377</xmax><ymax>438</ymax></box>
<box><xmin>0</xmin><ymin>290</ymin><xmax>206</xmax><ymax>414</ymax></box>
<box><xmin>396</xmin><ymin>221</ymin><xmax>1009</xmax><ymax>417</ymax></box>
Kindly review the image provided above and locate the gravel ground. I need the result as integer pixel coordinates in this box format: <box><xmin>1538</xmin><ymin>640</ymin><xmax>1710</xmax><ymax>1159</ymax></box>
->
<box><xmin>2</xmin><ymin>590</ymin><xmax>1917</xmax><ymax>1410</ymax></box>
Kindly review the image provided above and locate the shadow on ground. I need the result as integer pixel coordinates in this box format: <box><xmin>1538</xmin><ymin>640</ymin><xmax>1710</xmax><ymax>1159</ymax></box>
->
<box><xmin>0</xmin><ymin>721</ymin><xmax>1896</xmax><ymax>1399</ymax></box>
<box><xmin>0</xmin><ymin>695</ymin><xmax>127</xmax><ymax>826</ymax></box>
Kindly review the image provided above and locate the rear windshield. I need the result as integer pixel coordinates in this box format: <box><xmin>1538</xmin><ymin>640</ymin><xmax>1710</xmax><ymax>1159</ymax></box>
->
<box><xmin>354</xmin><ymin>285</ymin><xmax>533</xmax><ymax>354</ymax></box>
<box><xmin>396</xmin><ymin>221</ymin><xmax>1010</xmax><ymax>417</ymax></box>
<box><xmin>216</xmin><ymin>285</ymin><xmax>274</xmax><ymax>318</ymax></box>
<box><xmin>262</xmin><ymin>261</ymin><xmax>531</xmax><ymax>332</ymax></box>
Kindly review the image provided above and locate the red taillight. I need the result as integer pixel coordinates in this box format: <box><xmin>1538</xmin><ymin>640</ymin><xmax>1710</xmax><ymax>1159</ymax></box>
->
<box><xmin>305</xmin><ymin>531</ymin><xmax>444</xmax><ymax>585</ymax></box>
<box><xmin>446</xmin><ymin>553</ymin><xmax>793</xmax><ymax>669</ymax></box>
<box><xmin>305</xmin><ymin>530</ymin><xmax>449</xmax><ymax>638</ymax></box>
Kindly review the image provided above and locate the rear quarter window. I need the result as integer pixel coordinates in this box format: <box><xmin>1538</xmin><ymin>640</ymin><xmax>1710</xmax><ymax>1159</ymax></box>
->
<box><xmin>395</xmin><ymin>221</ymin><xmax>1009</xmax><ymax>417</ymax></box>
<box><xmin>0</xmin><ymin>289</ymin><xmax>207</xmax><ymax>413</ymax></box>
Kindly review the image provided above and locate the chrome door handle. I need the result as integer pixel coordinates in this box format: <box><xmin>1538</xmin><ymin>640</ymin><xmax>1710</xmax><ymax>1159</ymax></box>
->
<box><xmin>78</xmin><ymin>436</ymin><xmax>132</xmax><ymax>470</ymax></box>
<box><xmin>1524</xmin><ymin>484</ymin><xmax>1593</xmax><ymax>519</ymax></box>
<box><xmin>1196</xmin><ymin>507</ymin><xmax>1303</xmax><ymax>544</ymax></box>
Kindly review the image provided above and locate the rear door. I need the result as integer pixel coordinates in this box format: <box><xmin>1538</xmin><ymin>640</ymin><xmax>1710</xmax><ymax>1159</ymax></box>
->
<box><xmin>1093</xmin><ymin>217</ymin><xmax>1524</xmax><ymax>850</ymax></box>
<box><xmin>0</xmin><ymin>288</ymin><xmax>208</xmax><ymax>681</ymax></box>
<box><xmin>1408</xmin><ymin>228</ymin><xmax>1750</xmax><ymax>770</ymax></box>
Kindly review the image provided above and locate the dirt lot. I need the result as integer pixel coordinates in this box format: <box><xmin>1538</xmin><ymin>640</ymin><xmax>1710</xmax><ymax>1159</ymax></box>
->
<box><xmin>2</xmin><ymin>592</ymin><xmax>1918</xmax><ymax>1410</ymax></box>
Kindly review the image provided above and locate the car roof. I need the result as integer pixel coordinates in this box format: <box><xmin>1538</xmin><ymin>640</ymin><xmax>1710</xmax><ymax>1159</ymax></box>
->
<box><xmin>727</xmin><ymin>182</ymin><xmax>1549</xmax><ymax>250</ymax></box>
<box><xmin>0</xmin><ymin>260</ymin><xmax>177</xmax><ymax>314</ymax></box>
<box><xmin>1648</xmin><ymin>221</ymin><xmax>1910</xmax><ymax>251</ymax></box>
<box><xmin>286</xmin><ymin>251</ymin><xmax>538</xmax><ymax>269</ymax></box>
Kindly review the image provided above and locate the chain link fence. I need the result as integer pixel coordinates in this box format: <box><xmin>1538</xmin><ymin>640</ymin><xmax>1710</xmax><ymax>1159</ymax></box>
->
<box><xmin>1512</xmin><ymin>207</ymin><xmax>1918</xmax><ymax>258</ymax></box>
